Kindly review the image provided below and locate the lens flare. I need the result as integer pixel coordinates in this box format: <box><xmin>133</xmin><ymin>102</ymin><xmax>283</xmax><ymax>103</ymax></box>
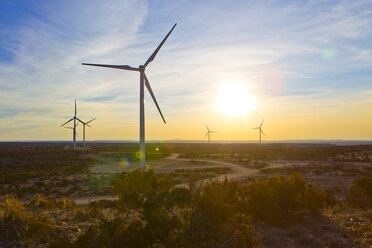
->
<box><xmin>322</xmin><ymin>48</ymin><xmax>337</xmax><ymax>59</ymax></box>
<box><xmin>120</xmin><ymin>155</ymin><xmax>132</xmax><ymax>168</ymax></box>
<box><xmin>136</xmin><ymin>150</ymin><xmax>144</xmax><ymax>160</ymax></box>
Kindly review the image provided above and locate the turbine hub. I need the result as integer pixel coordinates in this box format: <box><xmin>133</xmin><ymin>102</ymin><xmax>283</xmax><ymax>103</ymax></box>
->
<box><xmin>139</xmin><ymin>65</ymin><xmax>145</xmax><ymax>71</ymax></box>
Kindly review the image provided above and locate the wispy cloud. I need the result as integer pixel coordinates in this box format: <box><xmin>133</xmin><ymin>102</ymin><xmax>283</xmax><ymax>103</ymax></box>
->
<box><xmin>0</xmin><ymin>0</ymin><xmax>371</xmax><ymax>140</ymax></box>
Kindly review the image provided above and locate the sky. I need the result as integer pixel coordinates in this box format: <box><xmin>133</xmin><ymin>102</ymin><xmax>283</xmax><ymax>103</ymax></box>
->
<box><xmin>0</xmin><ymin>0</ymin><xmax>372</xmax><ymax>141</ymax></box>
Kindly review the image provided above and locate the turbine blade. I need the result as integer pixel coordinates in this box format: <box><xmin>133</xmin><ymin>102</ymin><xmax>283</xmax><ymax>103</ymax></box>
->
<box><xmin>144</xmin><ymin>73</ymin><xmax>166</xmax><ymax>124</ymax></box>
<box><xmin>60</xmin><ymin>118</ymin><xmax>73</xmax><ymax>127</ymax></box>
<box><xmin>75</xmin><ymin>121</ymin><xmax>79</xmax><ymax>127</ymax></box>
<box><xmin>86</xmin><ymin>118</ymin><xmax>96</xmax><ymax>124</ymax></box>
<box><xmin>76</xmin><ymin>117</ymin><xmax>85</xmax><ymax>125</ymax></box>
<box><xmin>144</xmin><ymin>23</ymin><xmax>177</xmax><ymax>67</ymax></box>
<box><xmin>252</xmin><ymin>127</ymin><xmax>259</xmax><ymax>130</ymax></box>
<box><xmin>204</xmin><ymin>132</ymin><xmax>209</xmax><ymax>138</ymax></box>
<box><xmin>82</xmin><ymin>63</ymin><xmax>139</xmax><ymax>71</ymax></box>
<box><xmin>261</xmin><ymin>129</ymin><xmax>265</xmax><ymax>136</ymax></box>
<box><xmin>75</xmin><ymin>99</ymin><xmax>77</xmax><ymax>116</ymax></box>
<box><xmin>64</xmin><ymin>127</ymin><xmax>73</xmax><ymax>129</ymax></box>
<box><xmin>205</xmin><ymin>124</ymin><xmax>209</xmax><ymax>131</ymax></box>
<box><xmin>260</xmin><ymin>119</ymin><xmax>264</xmax><ymax>128</ymax></box>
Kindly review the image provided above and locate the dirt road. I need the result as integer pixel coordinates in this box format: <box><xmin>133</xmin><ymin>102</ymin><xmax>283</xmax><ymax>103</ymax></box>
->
<box><xmin>72</xmin><ymin>153</ymin><xmax>270</xmax><ymax>205</ymax></box>
<box><xmin>155</xmin><ymin>154</ymin><xmax>258</xmax><ymax>182</ymax></box>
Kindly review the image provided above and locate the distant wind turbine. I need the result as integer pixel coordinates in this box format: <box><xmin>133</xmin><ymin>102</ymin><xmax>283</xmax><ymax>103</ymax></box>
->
<box><xmin>64</xmin><ymin>122</ymin><xmax>79</xmax><ymax>142</ymax></box>
<box><xmin>60</xmin><ymin>100</ymin><xmax>84</xmax><ymax>148</ymax></box>
<box><xmin>252</xmin><ymin>119</ymin><xmax>265</xmax><ymax>144</ymax></box>
<box><xmin>205</xmin><ymin>124</ymin><xmax>216</xmax><ymax>144</ymax></box>
<box><xmin>77</xmin><ymin>118</ymin><xmax>96</xmax><ymax>147</ymax></box>
<box><xmin>82</xmin><ymin>24</ymin><xmax>177</xmax><ymax>170</ymax></box>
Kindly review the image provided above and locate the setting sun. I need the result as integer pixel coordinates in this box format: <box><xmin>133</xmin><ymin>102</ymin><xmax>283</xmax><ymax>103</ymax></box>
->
<box><xmin>216</xmin><ymin>82</ymin><xmax>255</xmax><ymax>117</ymax></box>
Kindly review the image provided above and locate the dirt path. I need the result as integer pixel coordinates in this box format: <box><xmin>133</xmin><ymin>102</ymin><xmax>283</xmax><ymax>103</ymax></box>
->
<box><xmin>72</xmin><ymin>195</ymin><xmax>118</xmax><ymax>205</ymax></box>
<box><xmin>72</xmin><ymin>154</ymin><xmax>272</xmax><ymax>205</ymax></box>
<box><xmin>158</xmin><ymin>154</ymin><xmax>257</xmax><ymax>181</ymax></box>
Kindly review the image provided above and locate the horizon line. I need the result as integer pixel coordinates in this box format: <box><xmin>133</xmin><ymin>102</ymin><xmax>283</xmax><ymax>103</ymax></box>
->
<box><xmin>1</xmin><ymin>139</ymin><xmax>372</xmax><ymax>144</ymax></box>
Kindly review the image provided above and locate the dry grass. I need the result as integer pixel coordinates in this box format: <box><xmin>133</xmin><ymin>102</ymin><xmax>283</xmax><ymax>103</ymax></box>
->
<box><xmin>324</xmin><ymin>204</ymin><xmax>372</xmax><ymax>247</ymax></box>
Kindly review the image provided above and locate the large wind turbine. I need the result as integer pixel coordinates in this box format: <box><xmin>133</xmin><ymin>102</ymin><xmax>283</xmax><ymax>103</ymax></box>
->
<box><xmin>77</xmin><ymin>118</ymin><xmax>96</xmax><ymax>147</ymax></box>
<box><xmin>205</xmin><ymin>124</ymin><xmax>216</xmax><ymax>144</ymax></box>
<box><xmin>60</xmin><ymin>100</ymin><xmax>84</xmax><ymax>148</ymax></box>
<box><xmin>82</xmin><ymin>24</ymin><xmax>176</xmax><ymax>170</ymax></box>
<box><xmin>252</xmin><ymin>119</ymin><xmax>265</xmax><ymax>144</ymax></box>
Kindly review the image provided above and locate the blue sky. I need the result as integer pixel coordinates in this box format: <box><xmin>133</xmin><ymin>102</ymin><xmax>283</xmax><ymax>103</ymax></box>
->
<box><xmin>0</xmin><ymin>0</ymin><xmax>372</xmax><ymax>141</ymax></box>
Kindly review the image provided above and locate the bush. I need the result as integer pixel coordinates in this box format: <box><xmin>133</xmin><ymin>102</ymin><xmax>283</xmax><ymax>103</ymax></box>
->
<box><xmin>74</xmin><ymin>217</ymin><xmax>145</xmax><ymax>248</ymax></box>
<box><xmin>253</xmin><ymin>160</ymin><xmax>268</xmax><ymax>169</ymax></box>
<box><xmin>0</xmin><ymin>196</ymin><xmax>26</xmax><ymax>241</ymax></box>
<box><xmin>346</xmin><ymin>174</ymin><xmax>372</xmax><ymax>208</ymax></box>
<box><xmin>113</xmin><ymin>170</ymin><xmax>188</xmax><ymax>247</ymax></box>
<box><xmin>26</xmin><ymin>194</ymin><xmax>76</xmax><ymax>209</ymax></box>
<box><xmin>186</xmin><ymin>179</ymin><xmax>262</xmax><ymax>247</ymax></box>
<box><xmin>243</xmin><ymin>173</ymin><xmax>335</xmax><ymax>225</ymax></box>
<box><xmin>0</xmin><ymin>196</ymin><xmax>57</xmax><ymax>243</ymax></box>
<box><xmin>75</xmin><ymin>170</ymin><xmax>189</xmax><ymax>247</ymax></box>
<box><xmin>73</xmin><ymin>172</ymin><xmax>334</xmax><ymax>247</ymax></box>
<box><xmin>76</xmin><ymin>172</ymin><xmax>262</xmax><ymax>248</ymax></box>
<box><xmin>26</xmin><ymin>194</ymin><xmax>57</xmax><ymax>209</ymax></box>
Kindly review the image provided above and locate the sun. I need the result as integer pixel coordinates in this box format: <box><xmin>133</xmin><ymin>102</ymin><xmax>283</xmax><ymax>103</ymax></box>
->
<box><xmin>215</xmin><ymin>82</ymin><xmax>255</xmax><ymax>116</ymax></box>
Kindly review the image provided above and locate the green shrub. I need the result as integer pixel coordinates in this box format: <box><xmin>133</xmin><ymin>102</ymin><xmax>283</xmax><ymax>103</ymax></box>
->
<box><xmin>346</xmin><ymin>174</ymin><xmax>372</xmax><ymax>208</ymax></box>
<box><xmin>74</xmin><ymin>172</ymin><xmax>334</xmax><ymax>247</ymax></box>
<box><xmin>76</xmin><ymin>172</ymin><xmax>262</xmax><ymax>248</ymax></box>
<box><xmin>74</xmin><ymin>217</ymin><xmax>145</xmax><ymax>248</ymax></box>
<box><xmin>186</xmin><ymin>179</ymin><xmax>262</xmax><ymax>247</ymax></box>
<box><xmin>243</xmin><ymin>173</ymin><xmax>335</xmax><ymax>225</ymax></box>
<box><xmin>113</xmin><ymin>170</ymin><xmax>187</xmax><ymax>247</ymax></box>
<box><xmin>25</xmin><ymin>214</ymin><xmax>57</xmax><ymax>244</ymax></box>
<box><xmin>253</xmin><ymin>160</ymin><xmax>268</xmax><ymax>169</ymax></box>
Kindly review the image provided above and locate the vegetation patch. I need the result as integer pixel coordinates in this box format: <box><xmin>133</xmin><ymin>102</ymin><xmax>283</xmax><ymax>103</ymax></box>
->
<box><xmin>346</xmin><ymin>174</ymin><xmax>372</xmax><ymax>209</ymax></box>
<box><xmin>243</xmin><ymin>173</ymin><xmax>336</xmax><ymax>226</ymax></box>
<box><xmin>0</xmin><ymin>196</ymin><xmax>57</xmax><ymax>245</ymax></box>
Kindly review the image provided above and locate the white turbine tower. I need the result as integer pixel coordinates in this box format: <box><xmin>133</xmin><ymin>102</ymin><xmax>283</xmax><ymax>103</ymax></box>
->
<box><xmin>77</xmin><ymin>118</ymin><xmax>96</xmax><ymax>147</ymax></box>
<box><xmin>252</xmin><ymin>119</ymin><xmax>265</xmax><ymax>144</ymax></box>
<box><xmin>82</xmin><ymin>24</ymin><xmax>176</xmax><ymax>170</ymax></box>
<box><xmin>205</xmin><ymin>124</ymin><xmax>216</xmax><ymax>144</ymax></box>
<box><xmin>64</xmin><ymin>122</ymin><xmax>79</xmax><ymax>145</ymax></box>
<box><xmin>60</xmin><ymin>100</ymin><xmax>84</xmax><ymax>148</ymax></box>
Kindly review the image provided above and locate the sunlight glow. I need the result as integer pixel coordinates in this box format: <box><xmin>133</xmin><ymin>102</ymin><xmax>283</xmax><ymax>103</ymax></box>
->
<box><xmin>216</xmin><ymin>82</ymin><xmax>255</xmax><ymax>116</ymax></box>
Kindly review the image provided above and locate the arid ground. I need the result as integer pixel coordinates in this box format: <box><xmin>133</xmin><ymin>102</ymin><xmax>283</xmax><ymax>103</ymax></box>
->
<box><xmin>0</xmin><ymin>142</ymin><xmax>371</xmax><ymax>247</ymax></box>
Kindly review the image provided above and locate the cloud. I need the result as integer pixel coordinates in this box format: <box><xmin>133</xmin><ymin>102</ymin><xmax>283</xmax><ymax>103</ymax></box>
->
<box><xmin>0</xmin><ymin>0</ymin><xmax>372</xmax><ymax>140</ymax></box>
<box><xmin>0</xmin><ymin>0</ymin><xmax>147</xmax><ymax>116</ymax></box>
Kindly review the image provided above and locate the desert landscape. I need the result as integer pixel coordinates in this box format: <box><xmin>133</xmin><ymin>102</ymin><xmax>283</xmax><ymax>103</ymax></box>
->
<box><xmin>0</xmin><ymin>142</ymin><xmax>371</xmax><ymax>247</ymax></box>
<box><xmin>1</xmin><ymin>1</ymin><xmax>372</xmax><ymax>247</ymax></box>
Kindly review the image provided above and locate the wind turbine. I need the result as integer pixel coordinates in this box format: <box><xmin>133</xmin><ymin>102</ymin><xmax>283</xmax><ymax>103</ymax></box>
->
<box><xmin>77</xmin><ymin>118</ymin><xmax>96</xmax><ymax>147</ymax></box>
<box><xmin>252</xmin><ymin>119</ymin><xmax>265</xmax><ymax>144</ymax></box>
<box><xmin>60</xmin><ymin>100</ymin><xmax>84</xmax><ymax>148</ymax></box>
<box><xmin>82</xmin><ymin>24</ymin><xmax>176</xmax><ymax>170</ymax></box>
<box><xmin>205</xmin><ymin>124</ymin><xmax>216</xmax><ymax>144</ymax></box>
<box><xmin>64</xmin><ymin>122</ymin><xmax>79</xmax><ymax>143</ymax></box>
